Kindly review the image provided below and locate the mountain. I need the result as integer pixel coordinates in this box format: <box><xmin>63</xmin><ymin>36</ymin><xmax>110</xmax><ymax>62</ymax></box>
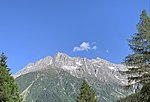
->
<box><xmin>14</xmin><ymin>52</ymin><xmax>128</xmax><ymax>102</ymax></box>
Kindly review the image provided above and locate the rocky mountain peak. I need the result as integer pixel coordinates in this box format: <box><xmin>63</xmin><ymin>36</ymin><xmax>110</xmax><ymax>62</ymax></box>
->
<box><xmin>14</xmin><ymin>52</ymin><xmax>129</xmax><ymax>102</ymax></box>
<box><xmin>35</xmin><ymin>56</ymin><xmax>53</xmax><ymax>65</ymax></box>
<box><xmin>53</xmin><ymin>52</ymin><xmax>70</xmax><ymax>62</ymax></box>
<box><xmin>14</xmin><ymin>52</ymin><xmax>127</xmax><ymax>84</ymax></box>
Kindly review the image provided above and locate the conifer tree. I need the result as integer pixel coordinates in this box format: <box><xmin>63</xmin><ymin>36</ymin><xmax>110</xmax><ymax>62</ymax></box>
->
<box><xmin>0</xmin><ymin>52</ymin><xmax>10</xmax><ymax>72</ymax></box>
<box><xmin>123</xmin><ymin>10</ymin><xmax>150</xmax><ymax>89</ymax></box>
<box><xmin>118</xmin><ymin>10</ymin><xmax>150</xmax><ymax>102</ymax></box>
<box><xmin>76</xmin><ymin>80</ymin><xmax>97</xmax><ymax>102</ymax></box>
<box><xmin>0</xmin><ymin>52</ymin><xmax>8</xmax><ymax>67</ymax></box>
<box><xmin>117</xmin><ymin>10</ymin><xmax>150</xmax><ymax>102</ymax></box>
<box><xmin>117</xmin><ymin>82</ymin><xmax>150</xmax><ymax>102</ymax></box>
<box><xmin>140</xmin><ymin>82</ymin><xmax>150</xmax><ymax>101</ymax></box>
<box><xmin>0</xmin><ymin>52</ymin><xmax>22</xmax><ymax>102</ymax></box>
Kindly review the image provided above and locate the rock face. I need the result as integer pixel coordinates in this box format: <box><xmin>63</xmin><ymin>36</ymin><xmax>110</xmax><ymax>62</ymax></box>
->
<box><xmin>14</xmin><ymin>52</ymin><xmax>128</xmax><ymax>102</ymax></box>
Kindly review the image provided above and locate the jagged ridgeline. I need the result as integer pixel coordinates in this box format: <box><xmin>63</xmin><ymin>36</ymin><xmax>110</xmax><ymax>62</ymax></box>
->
<box><xmin>14</xmin><ymin>52</ymin><xmax>129</xmax><ymax>102</ymax></box>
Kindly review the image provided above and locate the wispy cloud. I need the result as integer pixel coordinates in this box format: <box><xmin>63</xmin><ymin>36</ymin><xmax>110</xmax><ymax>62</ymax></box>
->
<box><xmin>92</xmin><ymin>46</ymin><xmax>97</xmax><ymax>50</ymax></box>
<box><xmin>73</xmin><ymin>42</ymin><xmax>97</xmax><ymax>52</ymax></box>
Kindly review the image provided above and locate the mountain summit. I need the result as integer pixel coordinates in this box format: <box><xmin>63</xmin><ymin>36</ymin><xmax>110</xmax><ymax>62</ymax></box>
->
<box><xmin>14</xmin><ymin>52</ymin><xmax>128</xmax><ymax>102</ymax></box>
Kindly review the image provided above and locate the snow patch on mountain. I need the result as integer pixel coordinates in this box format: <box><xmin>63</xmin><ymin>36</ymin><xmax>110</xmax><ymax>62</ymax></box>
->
<box><xmin>108</xmin><ymin>66</ymin><xmax>115</xmax><ymax>70</ymax></box>
<box><xmin>62</xmin><ymin>65</ymin><xmax>78</xmax><ymax>70</ymax></box>
<box><xmin>76</xmin><ymin>62</ymin><xmax>82</xmax><ymax>66</ymax></box>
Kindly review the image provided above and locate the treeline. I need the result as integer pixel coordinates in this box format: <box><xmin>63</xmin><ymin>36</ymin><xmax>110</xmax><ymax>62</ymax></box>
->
<box><xmin>0</xmin><ymin>52</ymin><xmax>97</xmax><ymax>102</ymax></box>
<box><xmin>0</xmin><ymin>9</ymin><xmax>150</xmax><ymax>102</ymax></box>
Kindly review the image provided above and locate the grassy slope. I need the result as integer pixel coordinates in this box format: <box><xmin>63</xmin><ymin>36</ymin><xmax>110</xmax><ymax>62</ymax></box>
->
<box><xmin>15</xmin><ymin>68</ymin><xmax>127</xmax><ymax>102</ymax></box>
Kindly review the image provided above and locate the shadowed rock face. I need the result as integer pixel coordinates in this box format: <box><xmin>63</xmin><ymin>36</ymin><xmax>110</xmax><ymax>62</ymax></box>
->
<box><xmin>14</xmin><ymin>52</ymin><xmax>128</xmax><ymax>102</ymax></box>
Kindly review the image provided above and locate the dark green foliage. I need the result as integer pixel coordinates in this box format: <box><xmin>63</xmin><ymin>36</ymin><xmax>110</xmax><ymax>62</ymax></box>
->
<box><xmin>119</xmin><ymin>10</ymin><xmax>150</xmax><ymax>102</ymax></box>
<box><xmin>117</xmin><ymin>82</ymin><xmax>150</xmax><ymax>102</ymax></box>
<box><xmin>0</xmin><ymin>52</ymin><xmax>22</xmax><ymax>102</ymax></box>
<box><xmin>123</xmin><ymin>10</ymin><xmax>150</xmax><ymax>88</ymax></box>
<box><xmin>0</xmin><ymin>52</ymin><xmax>10</xmax><ymax>72</ymax></box>
<box><xmin>140</xmin><ymin>82</ymin><xmax>150</xmax><ymax>101</ymax></box>
<box><xmin>76</xmin><ymin>80</ymin><xmax>97</xmax><ymax>102</ymax></box>
<box><xmin>0</xmin><ymin>52</ymin><xmax>7</xmax><ymax>67</ymax></box>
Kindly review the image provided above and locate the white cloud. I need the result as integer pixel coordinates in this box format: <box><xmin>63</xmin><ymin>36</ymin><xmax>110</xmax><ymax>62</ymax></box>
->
<box><xmin>106</xmin><ymin>50</ymin><xmax>109</xmax><ymax>53</ymax></box>
<box><xmin>73</xmin><ymin>42</ymin><xmax>97</xmax><ymax>52</ymax></box>
<box><xmin>92</xmin><ymin>46</ymin><xmax>97</xmax><ymax>50</ymax></box>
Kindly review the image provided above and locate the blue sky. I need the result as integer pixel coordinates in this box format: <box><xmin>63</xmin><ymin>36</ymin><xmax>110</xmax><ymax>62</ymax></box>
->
<box><xmin>0</xmin><ymin>0</ymin><xmax>148</xmax><ymax>74</ymax></box>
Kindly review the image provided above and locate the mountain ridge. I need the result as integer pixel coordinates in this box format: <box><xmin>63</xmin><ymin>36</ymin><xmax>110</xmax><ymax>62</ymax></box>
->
<box><xmin>14</xmin><ymin>52</ymin><xmax>129</xmax><ymax>102</ymax></box>
<box><xmin>14</xmin><ymin>52</ymin><xmax>126</xmax><ymax>79</ymax></box>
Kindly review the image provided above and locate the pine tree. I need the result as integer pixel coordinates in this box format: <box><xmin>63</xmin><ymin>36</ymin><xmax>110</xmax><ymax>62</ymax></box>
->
<box><xmin>117</xmin><ymin>82</ymin><xmax>150</xmax><ymax>102</ymax></box>
<box><xmin>123</xmin><ymin>10</ymin><xmax>150</xmax><ymax>89</ymax></box>
<box><xmin>0</xmin><ymin>52</ymin><xmax>8</xmax><ymax>68</ymax></box>
<box><xmin>140</xmin><ymin>82</ymin><xmax>150</xmax><ymax>101</ymax></box>
<box><xmin>0</xmin><ymin>52</ymin><xmax>22</xmax><ymax>102</ymax></box>
<box><xmin>117</xmin><ymin>10</ymin><xmax>150</xmax><ymax>102</ymax></box>
<box><xmin>76</xmin><ymin>80</ymin><xmax>97</xmax><ymax>102</ymax></box>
